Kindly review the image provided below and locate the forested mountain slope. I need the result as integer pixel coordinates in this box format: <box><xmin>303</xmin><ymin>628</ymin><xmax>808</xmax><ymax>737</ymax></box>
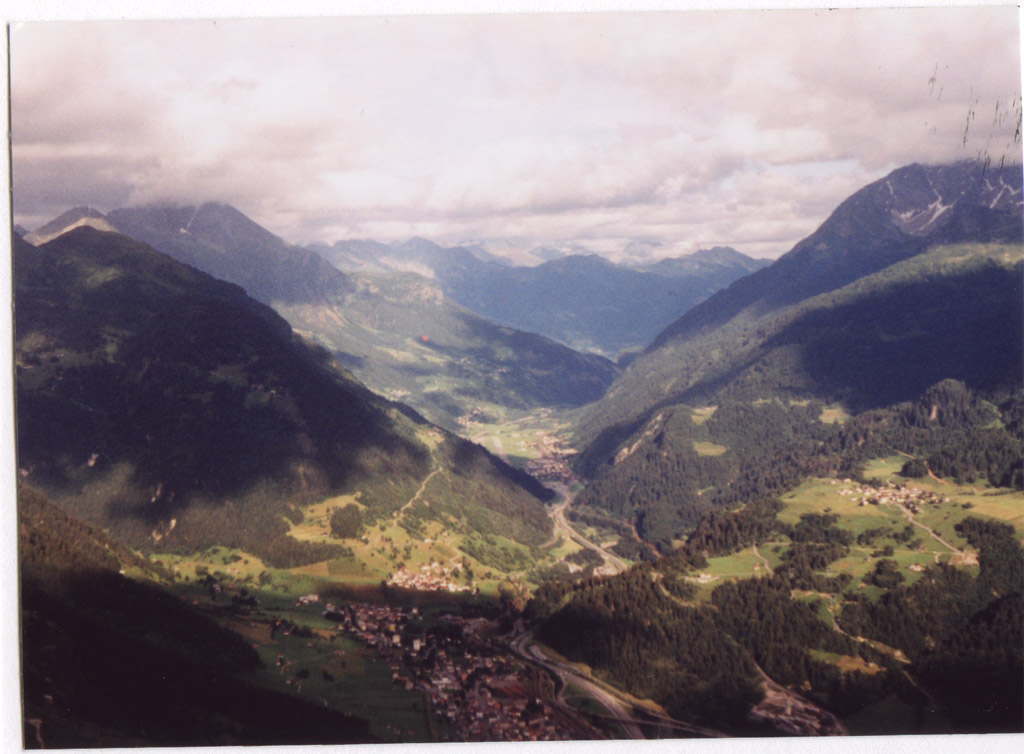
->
<box><xmin>532</xmin><ymin>378</ymin><xmax>1023</xmax><ymax>734</ymax></box>
<box><xmin>52</xmin><ymin>204</ymin><xmax>619</xmax><ymax>429</ymax></box>
<box><xmin>578</xmin><ymin>162</ymin><xmax>1023</xmax><ymax>452</ymax></box>
<box><xmin>573</xmin><ymin>244</ymin><xmax>1023</xmax><ymax>547</ymax></box>
<box><xmin>14</xmin><ymin>228</ymin><xmax>552</xmax><ymax>568</ymax></box>
<box><xmin>19</xmin><ymin>486</ymin><xmax>375</xmax><ymax>747</ymax></box>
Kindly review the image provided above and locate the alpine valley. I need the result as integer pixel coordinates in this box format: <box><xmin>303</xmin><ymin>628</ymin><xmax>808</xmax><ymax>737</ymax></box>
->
<box><xmin>14</xmin><ymin>160</ymin><xmax>1024</xmax><ymax>746</ymax></box>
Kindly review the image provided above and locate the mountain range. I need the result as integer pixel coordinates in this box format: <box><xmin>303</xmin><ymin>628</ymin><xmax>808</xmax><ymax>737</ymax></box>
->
<box><xmin>578</xmin><ymin>161</ymin><xmax>1024</xmax><ymax>456</ymax></box>
<box><xmin>522</xmin><ymin>162</ymin><xmax>1024</xmax><ymax>738</ymax></box>
<box><xmin>23</xmin><ymin>203</ymin><xmax>771</xmax><ymax>433</ymax></box>
<box><xmin>14</xmin><ymin>158</ymin><xmax>1024</xmax><ymax>742</ymax></box>
<box><xmin>319</xmin><ymin>236</ymin><xmax>768</xmax><ymax>357</ymax></box>
<box><xmin>14</xmin><ymin>227</ymin><xmax>554</xmax><ymax>569</ymax></box>
<box><xmin>39</xmin><ymin>204</ymin><xmax>621</xmax><ymax>429</ymax></box>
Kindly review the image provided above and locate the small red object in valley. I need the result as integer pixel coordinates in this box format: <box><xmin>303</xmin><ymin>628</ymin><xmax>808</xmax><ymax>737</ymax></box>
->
<box><xmin>422</xmin><ymin>335</ymin><xmax>430</xmax><ymax>343</ymax></box>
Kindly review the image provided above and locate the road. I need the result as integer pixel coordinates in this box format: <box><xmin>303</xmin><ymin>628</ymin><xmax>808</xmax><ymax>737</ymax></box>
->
<box><xmin>751</xmin><ymin>544</ymin><xmax>774</xmax><ymax>574</ymax></box>
<box><xmin>546</xmin><ymin>483</ymin><xmax>629</xmax><ymax>574</ymax></box>
<box><xmin>507</xmin><ymin>626</ymin><xmax>724</xmax><ymax>740</ymax></box>
<box><xmin>398</xmin><ymin>468</ymin><xmax>441</xmax><ymax>514</ymax></box>
<box><xmin>508</xmin><ymin>627</ymin><xmax>644</xmax><ymax>739</ymax></box>
<box><xmin>897</xmin><ymin>504</ymin><xmax>962</xmax><ymax>554</ymax></box>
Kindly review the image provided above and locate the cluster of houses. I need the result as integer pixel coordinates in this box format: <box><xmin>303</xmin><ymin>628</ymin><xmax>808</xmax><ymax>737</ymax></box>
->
<box><xmin>332</xmin><ymin>602</ymin><xmax>577</xmax><ymax>742</ymax></box>
<box><xmin>522</xmin><ymin>456</ymin><xmax>576</xmax><ymax>484</ymax></box>
<box><xmin>387</xmin><ymin>562</ymin><xmax>473</xmax><ymax>592</ymax></box>
<box><xmin>833</xmin><ymin>479</ymin><xmax>948</xmax><ymax>513</ymax></box>
<box><xmin>524</xmin><ymin>433</ymin><xmax>579</xmax><ymax>485</ymax></box>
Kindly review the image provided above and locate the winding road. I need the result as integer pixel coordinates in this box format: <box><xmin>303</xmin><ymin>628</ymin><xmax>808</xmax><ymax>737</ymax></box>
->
<box><xmin>507</xmin><ymin>625</ymin><xmax>724</xmax><ymax>740</ymax></box>
<box><xmin>546</xmin><ymin>483</ymin><xmax>628</xmax><ymax>574</ymax></box>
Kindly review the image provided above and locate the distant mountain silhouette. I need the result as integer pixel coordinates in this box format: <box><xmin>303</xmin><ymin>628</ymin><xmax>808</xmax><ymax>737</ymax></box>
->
<box><xmin>107</xmin><ymin>203</ymin><xmax>353</xmax><ymax>305</ymax></box>
<box><xmin>324</xmin><ymin>238</ymin><xmax>766</xmax><ymax>356</ymax></box>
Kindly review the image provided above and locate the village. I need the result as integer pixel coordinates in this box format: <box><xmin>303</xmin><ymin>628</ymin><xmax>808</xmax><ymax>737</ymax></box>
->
<box><xmin>386</xmin><ymin>562</ymin><xmax>473</xmax><ymax>593</ymax></box>
<box><xmin>326</xmin><ymin>600</ymin><xmax>581</xmax><ymax>742</ymax></box>
<box><xmin>832</xmin><ymin>478</ymin><xmax>949</xmax><ymax>513</ymax></box>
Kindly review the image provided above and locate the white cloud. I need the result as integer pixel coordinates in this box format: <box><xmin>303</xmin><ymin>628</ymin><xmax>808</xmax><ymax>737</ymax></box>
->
<box><xmin>10</xmin><ymin>6</ymin><xmax>1022</xmax><ymax>257</ymax></box>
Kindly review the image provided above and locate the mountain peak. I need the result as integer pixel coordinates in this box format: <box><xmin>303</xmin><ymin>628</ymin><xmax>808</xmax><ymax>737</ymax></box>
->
<box><xmin>650</xmin><ymin>160</ymin><xmax>1023</xmax><ymax>350</ymax></box>
<box><xmin>106</xmin><ymin>203</ymin><xmax>352</xmax><ymax>305</ymax></box>
<box><xmin>25</xmin><ymin>207</ymin><xmax>118</xmax><ymax>246</ymax></box>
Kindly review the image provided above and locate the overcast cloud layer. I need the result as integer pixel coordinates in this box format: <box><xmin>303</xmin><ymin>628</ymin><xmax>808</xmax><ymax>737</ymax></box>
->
<box><xmin>10</xmin><ymin>6</ymin><xmax>1022</xmax><ymax>259</ymax></box>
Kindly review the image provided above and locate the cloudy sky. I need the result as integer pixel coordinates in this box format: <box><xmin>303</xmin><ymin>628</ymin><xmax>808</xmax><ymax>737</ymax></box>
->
<box><xmin>9</xmin><ymin>3</ymin><xmax>1022</xmax><ymax>259</ymax></box>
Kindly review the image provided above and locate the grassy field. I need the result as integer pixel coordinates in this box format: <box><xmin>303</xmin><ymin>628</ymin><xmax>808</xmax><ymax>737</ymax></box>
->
<box><xmin>774</xmin><ymin>464</ymin><xmax>1024</xmax><ymax>592</ymax></box>
<box><xmin>686</xmin><ymin>546</ymin><xmax>775</xmax><ymax>601</ymax></box>
<box><xmin>777</xmin><ymin>477</ymin><xmax>905</xmax><ymax>535</ymax></box>
<box><xmin>690</xmin><ymin>406</ymin><xmax>718</xmax><ymax>425</ymax></box>
<box><xmin>819</xmin><ymin>405</ymin><xmax>851</xmax><ymax>424</ymax></box>
<box><xmin>234</xmin><ymin>407</ymin><xmax>595</xmax><ymax>599</ymax></box>
<box><xmin>808</xmin><ymin>649</ymin><xmax>885</xmax><ymax>675</ymax></box>
<box><xmin>254</xmin><ymin>633</ymin><xmax>436</xmax><ymax>743</ymax></box>
<box><xmin>464</xmin><ymin>408</ymin><xmax>575</xmax><ymax>469</ymax></box>
<box><xmin>692</xmin><ymin>441</ymin><xmax>729</xmax><ymax>457</ymax></box>
<box><xmin>690</xmin><ymin>462</ymin><xmax>1023</xmax><ymax>604</ymax></box>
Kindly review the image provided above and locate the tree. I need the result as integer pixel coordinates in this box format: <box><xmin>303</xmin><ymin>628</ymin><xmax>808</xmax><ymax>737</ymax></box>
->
<box><xmin>865</xmin><ymin>559</ymin><xmax>904</xmax><ymax>589</ymax></box>
<box><xmin>330</xmin><ymin>504</ymin><xmax>363</xmax><ymax>539</ymax></box>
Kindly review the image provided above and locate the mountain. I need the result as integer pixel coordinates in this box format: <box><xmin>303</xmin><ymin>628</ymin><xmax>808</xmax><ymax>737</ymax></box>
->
<box><xmin>579</xmin><ymin>162</ymin><xmax>1024</xmax><ymax>448</ymax></box>
<box><xmin>276</xmin><ymin>270</ymin><xmax>620</xmax><ymax>428</ymax></box>
<box><xmin>19</xmin><ymin>485</ymin><xmax>374</xmax><ymax>747</ymax></box>
<box><xmin>307</xmin><ymin>238</ymin><xmax>396</xmax><ymax>274</ymax></box>
<box><xmin>106</xmin><ymin>203</ymin><xmax>353</xmax><ymax>304</ymax></box>
<box><xmin>575</xmin><ymin>242</ymin><xmax>1022</xmax><ymax>541</ymax></box>
<box><xmin>24</xmin><ymin>206</ymin><xmax>118</xmax><ymax>245</ymax></box>
<box><xmin>652</xmin><ymin>162</ymin><xmax>1023</xmax><ymax>350</ymax></box>
<box><xmin>636</xmin><ymin>246</ymin><xmax>770</xmax><ymax>277</ymax></box>
<box><xmin>14</xmin><ymin>227</ymin><xmax>553</xmax><ymax>569</ymax></box>
<box><xmin>321</xmin><ymin>237</ymin><xmax>765</xmax><ymax>357</ymax></box>
<box><xmin>85</xmin><ymin>206</ymin><xmax>618</xmax><ymax>429</ymax></box>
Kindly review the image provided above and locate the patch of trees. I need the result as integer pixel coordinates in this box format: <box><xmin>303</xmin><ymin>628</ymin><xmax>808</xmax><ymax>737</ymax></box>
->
<box><xmin>836</xmin><ymin>518</ymin><xmax>1023</xmax><ymax>731</ymax></box>
<box><xmin>914</xmin><ymin>594</ymin><xmax>1023</xmax><ymax>732</ymax></box>
<box><xmin>531</xmin><ymin>565</ymin><xmax>763</xmax><ymax>728</ymax></box>
<box><xmin>863</xmin><ymin>559</ymin><xmax>905</xmax><ymax>589</ymax></box>
<box><xmin>610</xmin><ymin>536</ymin><xmax>657</xmax><ymax>562</ymax></box>
<box><xmin>565</xmin><ymin>548</ymin><xmax>603</xmax><ymax>568</ymax></box>
<box><xmin>710</xmin><ymin>575</ymin><xmax>906</xmax><ymax>717</ymax></box>
<box><xmin>329</xmin><ymin>504</ymin><xmax>363</xmax><ymax>539</ymax></box>
<box><xmin>955</xmin><ymin>517</ymin><xmax>1023</xmax><ymax>598</ymax></box>
<box><xmin>777</xmin><ymin>512</ymin><xmax>853</xmax><ymax>546</ymax></box>
<box><xmin>661</xmin><ymin>498</ymin><xmax>782</xmax><ymax>572</ymax></box>
<box><xmin>566</xmin><ymin>508</ymin><xmax>634</xmax><ymax>539</ymax></box>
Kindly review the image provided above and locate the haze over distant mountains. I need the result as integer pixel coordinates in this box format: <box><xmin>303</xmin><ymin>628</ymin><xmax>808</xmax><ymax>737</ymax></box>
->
<box><xmin>316</xmin><ymin>236</ymin><xmax>768</xmax><ymax>356</ymax></box>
